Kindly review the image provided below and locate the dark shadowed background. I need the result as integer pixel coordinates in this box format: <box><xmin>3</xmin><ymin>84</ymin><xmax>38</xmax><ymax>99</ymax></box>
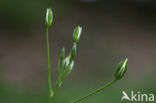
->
<box><xmin>0</xmin><ymin>0</ymin><xmax>156</xmax><ymax>103</ymax></box>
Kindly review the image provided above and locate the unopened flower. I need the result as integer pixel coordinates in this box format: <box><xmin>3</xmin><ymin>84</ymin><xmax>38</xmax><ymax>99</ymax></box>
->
<box><xmin>45</xmin><ymin>8</ymin><xmax>53</xmax><ymax>28</ymax></box>
<box><xmin>115</xmin><ymin>58</ymin><xmax>128</xmax><ymax>80</ymax></box>
<box><xmin>73</xmin><ymin>26</ymin><xmax>82</xmax><ymax>43</ymax></box>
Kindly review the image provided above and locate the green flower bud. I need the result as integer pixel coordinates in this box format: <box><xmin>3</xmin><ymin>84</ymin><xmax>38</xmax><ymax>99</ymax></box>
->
<box><xmin>71</xmin><ymin>43</ymin><xmax>76</xmax><ymax>60</ymax></box>
<box><xmin>64</xmin><ymin>56</ymin><xmax>74</xmax><ymax>76</ymax></box>
<box><xmin>64</xmin><ymin>56</ymin><xmax>70</xmax><ymax>68</ymax></box>
<box><xmin>57</xmin><ymin>47</ymin><xmax>65</xmax><ymax>76</ymax></box>
<box><xmin>58</xmin><ymin>56</ymin><xmax>74</xmax><ymax>79</ymax></box>
<box><xmin>66</xmin><ymin>60</ymin><xmax>74</xmax><ymax>76</ymax></box>
<box><xmin>60</xmin><ymin>47</ymin><xmax>65</xmax><ymax>59</ymax></box>
<box><xmin>115</xmin><ymin>58</ymin><xmax>128</xmax><ymax>80</ymax></box>
<box><xmin>73</xmin><ymin>26</ymin><xmax>82</xmax><ymax>43</ymax></box>
<box><xmin>45</xmin><ymin>8</ymin><xmax>53</xmax><ymax>28</ymax></box>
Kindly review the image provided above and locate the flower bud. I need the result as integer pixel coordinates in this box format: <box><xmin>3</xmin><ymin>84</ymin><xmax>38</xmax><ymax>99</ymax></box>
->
<box><xmin>64</xmin><ymin>56</ymin><xmax>70</xmax><ymax>68</ymax></box>
<box><xmin>115</xmin><ymin>58</ymin><xmax>128</xmax><ymax>80</ymax></box>
<box><xmin>71</xmin><ymin>43</ymin><xmax>76</xmax><ymax>60</ymax></box>
<box><xmin>66</xmin><ymin>60</ymin><xmax>74</xmax><ymax>75</ymax></box>
<box><xmin>60</xmin><ymin>47</ymin><xmax>65</xmax><ymax>59</ymax></box>
<box><xmin>64</xmin><ymin>57</ymin><xmax>74</xmax><ymax>76</ymax></box>
<box><xmin>45</xmin><ymin>8</ymin><xmax>53</xmax><ymax>28</ymax></box>
<box><xmin>73</xmin><ymin>26</ymin><xmax>82</xmax><ymax>43</ymax></box>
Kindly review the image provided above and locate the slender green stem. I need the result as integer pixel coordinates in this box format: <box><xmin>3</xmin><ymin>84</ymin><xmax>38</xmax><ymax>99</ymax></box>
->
<box><xmin>46</xmin><ymin>28</ymin><xmax>53</xmax><ymax>103</ymax></box>
<box><xmin>71</xmin><ymin>79</ymin><xmax>118</xmax><ymax>103</ymax></box>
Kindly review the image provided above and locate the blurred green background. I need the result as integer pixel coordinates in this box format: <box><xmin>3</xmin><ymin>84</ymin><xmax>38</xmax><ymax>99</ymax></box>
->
<box><xmin>0</xmin><ymin>0</ymin><xmax>156</xmax><ymax>103</ymax></box>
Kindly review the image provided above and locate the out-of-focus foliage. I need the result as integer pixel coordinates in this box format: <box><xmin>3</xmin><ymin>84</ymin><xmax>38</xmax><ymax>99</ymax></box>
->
<box><xmin>0</xmin><ymin>79</ymin><xmax>155</xmax><ymax>103</ymax></box>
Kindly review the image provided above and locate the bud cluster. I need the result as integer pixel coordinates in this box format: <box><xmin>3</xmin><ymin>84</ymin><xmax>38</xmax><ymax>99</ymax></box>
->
<box><xmin>55</xmin><ymin>26</ymin><xmax>82</xmax><ymax>91</ymax></box>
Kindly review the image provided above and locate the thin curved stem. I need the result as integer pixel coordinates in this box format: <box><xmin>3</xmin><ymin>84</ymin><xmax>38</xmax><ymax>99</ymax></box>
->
<box><xmin>71</xmin><ymin>79</ymin><xmax>118</xmax><ymax>103</ymax></box>
<box><xmin>46</xmin><ymin>28</ymin><xmax>53</xmax><ymax>103</ymax></box>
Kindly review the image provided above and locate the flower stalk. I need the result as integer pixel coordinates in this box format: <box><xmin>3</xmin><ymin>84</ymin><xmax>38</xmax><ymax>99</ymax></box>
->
<box><xmin>71</xmin><ymin>58</ymin><xmax>128</xmax><ymax>103</ymax></box>
<box><xmin>45</xmin><ymin>8</ymin><xmax>54</xmax><ymax>103</ymax></box>
<box><xmin>46</xmin><ymin>28</ymin><xmax>53</xmax><ymax>100</ymax></box>
<box><xmin>71</xmin><ymin>79</ymin><xmax>117</xmax><ymax>103</ymax></box>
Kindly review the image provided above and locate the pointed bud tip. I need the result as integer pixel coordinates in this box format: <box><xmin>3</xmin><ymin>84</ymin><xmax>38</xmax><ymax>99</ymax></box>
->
<box><xmin>73</xmin><ymin>26</ymin><xmax>82</xmax><ymax>43</ymax></box>
<box><xmin>45</xmin><ymin>8</ymin><xmax>53</xmax><ymax>28</ymax></box>
<box><xmin>115</xmin><ymin>58</ymin><xmax>128</xmax><ymax>80</ymax></box>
